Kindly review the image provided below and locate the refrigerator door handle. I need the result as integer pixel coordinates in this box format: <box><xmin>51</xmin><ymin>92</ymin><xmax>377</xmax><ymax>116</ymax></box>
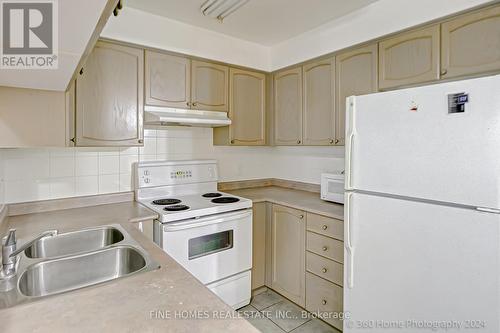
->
<box><xmin>345</xmin><ymin>192</ymin><xmax>355</xmax><ymax>289</ymax></box>
<box><xmin>345</xmin><ymin>96</ymin><xmax>356</xmax><ymax>191</ymax></box>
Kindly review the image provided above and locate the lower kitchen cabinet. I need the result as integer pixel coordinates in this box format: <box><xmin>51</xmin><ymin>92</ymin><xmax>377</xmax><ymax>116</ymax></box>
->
<box><xmin>271</xmin><ymin>204</ymin><xmax>306</xmax><ymax>306</ymax></box>
<box><xmin>252</xmin><ymin>202</ymin><xmax>267</xmax><ymax>290</ymax></box>
<box><xmin>306</xmin><ymin>272</ymin><xmax>343</xmax><ymax>331</ymax></box>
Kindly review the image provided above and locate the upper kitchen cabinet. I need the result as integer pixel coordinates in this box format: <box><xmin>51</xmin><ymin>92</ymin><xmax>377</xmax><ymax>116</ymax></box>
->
<box><xmin>274</xmin><ymin>67</ymin><xmax>303</xmax><ymax>145</ymax></box>
<box><xmin>271</xmin><ymin>204</ymin><xmax>306</xmax><ymax>307</ymax></box>
<box><xmin>335</xmin><ymin>44</ymin><xmax>378</xmax><ymax>145</ymax></box>
<box><xmin>378</xmin><ymin>25</ymin><xmax>440</xmax><ymax>90</ymax></box>
<box><xmin>191</xmin><ymin>60</ymin><xmax>229</xmax><ymax>112</ymax></box>
<box><xmin>302</xmin><ymin>58</ymin><xmax>335</xmax><ymax>146</ymax></box>
<box><xmin>214</xmin><ymin>68</ymin><xmax>266</xmax><ymax>145</ymax></box>
<box><xmin>76</xmin><ymin>41</ymin><xmax>144</xmax><ymax>146</ymax></box>
<box><xmin>441</xmin><ymin>5</ymin><xmax>500</xmax><ymax>80</ymax></box>
<box><xmin>145</xmin><ymin>51</ymin><xmax>191</xmax><ymax>108</ymax></box>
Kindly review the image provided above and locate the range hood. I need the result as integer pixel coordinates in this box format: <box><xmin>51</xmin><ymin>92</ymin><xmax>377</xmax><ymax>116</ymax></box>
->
<box><xmin>144</xmin><ymin>106</ymin><xmax>231</xmax><ymax>127</ymax></box>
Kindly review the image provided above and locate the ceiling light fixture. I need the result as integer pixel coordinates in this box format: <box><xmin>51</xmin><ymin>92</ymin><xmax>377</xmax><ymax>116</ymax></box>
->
<box><xmin>200</xmin><ymin>0</ymin><xmax>250</xmax><ymax>22</ymax></box>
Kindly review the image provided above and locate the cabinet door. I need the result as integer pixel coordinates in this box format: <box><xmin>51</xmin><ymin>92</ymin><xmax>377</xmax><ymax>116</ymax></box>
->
<box><xmin>76</xmin><ymin>41</ymin><xmax>144</xmax><ymax>146</ymax></box>
<box><xmin>379</xmin><ymin>25</ymin><xmax>440</xmax><ymax>89</ymax></box>
<box><xmin>271</xmin><ymin>204</ymin><xmax>305</xmax><ymax>306</ymax></box>
<box><xmin>252</xmin><ymin>202</ymin><xmax>267</xmax><ymax>290</ymax></box>
<box><xmin>441</xmin><ymin>5</ymin><xmax>500</xmax><ymax>79</ymax></box>
<box><xmin>191</xmin><ymin>60</ymin><xmax>229</xmax><ymax>111</ymax></box>
<box><xmin>145</xmin><ymin>51</ymin><xmax>191</xmax><ymax>109</ymax></box>
<box><xmin>274</xmin><ymin>67</ymin><xmax>303</xmax><ymax>145</ymax></box>
<box><xmin>302</xmin><ymin>58</ymin><xmax>335</xmax><ymax>146</ymax></box>
<box><xmin>229</xmin><ymin>68</ymin><xmax>266</xmax><ymax>145</ymax></box>
<box><xmin>335</xmin><ymin>44</ymin><xmax>378</xmax><ymax>145</ymax></box>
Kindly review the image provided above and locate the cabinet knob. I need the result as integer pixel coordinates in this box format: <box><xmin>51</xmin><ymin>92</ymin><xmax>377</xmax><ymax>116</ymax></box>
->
<box><xmin>322</xmin><ymin>300</ymin><xmax>327</xmax><ymax>305</ymax></box>
<box><xmin>322</xmin><ymin>225</ymin><xmax>328</xmax><ymax>230</ymax></box>
<box><xmin>230</xmin><ymin>139</ymin><xmax>235</xmax><ymax>144</ymax></box>
<box><xmin>138</xmin><ymin>139</ymin><xmax>144</xmax><ymax>144</ymax></box>
<box><xmin>186</xmin><ymin>102</ymin><xmax>191</xmax><ymax>107</ymax></box>
<box><xmin>322</xmin><ymin>268</ymin><xmax>328</xmax><ymax>273</ymax></box>
<box><xmin>299</xmin><ymin>214</ymin><xmax>304</xmax><ymax>219</ymax></box>
<box><xmin>335</xmin><ymin>139</ymin><xmax>340</xmax><ymax>144</ymax></box>
<box><xmin>192</xmin><ymin>102</ymin><xmax>198</xmax><ymax>107</ymax></box>
<box><xmin>441</xmin><ymin>69</ymin><xmax>448</xmax><ymax>76</ymax></box>
<box><xmin>322</xmin><ymin>246</ymin><xmax>328</xmax><ymax>252</ymax></box>
<box><xmin>297</xmin><ymin>140</ymin><xmax>301</xmax><ymax>144</ymax></box>
<box><xmin>329</xmin><ymin>139</ymin><xmax>334</xmax><ymax>144</ymax></box>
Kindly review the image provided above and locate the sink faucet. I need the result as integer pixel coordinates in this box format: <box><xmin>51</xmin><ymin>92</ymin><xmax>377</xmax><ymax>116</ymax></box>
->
<box><xmin>1</xmin><ymin>229</ymin><xmax>58</xmax><ymax>277</ymax></box>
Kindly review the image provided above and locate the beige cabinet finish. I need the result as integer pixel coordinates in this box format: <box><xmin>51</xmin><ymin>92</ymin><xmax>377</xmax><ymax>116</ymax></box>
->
<box><xmin>441</xmin><ymin>5</ymin><xmax>500</xmax><ymax>79</ymax></box>
<box><xmin>76</xmin><ymin>41</ymin><xmax>144</xmax><ymax>146</ymax></box>
<box><xmin>0</xmin><ymin>87</ymin><xmax>66</xmax><ymax>147</ymax></box>
<box><xmin>306</xmin><ymin>252</ymin><xmax>343</xmax><ymax>287</ymax></box>
<box><xmin>191</xmin><ymin>60</ymin><xmax>229</xmax><ymax>112</ymax></box>
<box><xmin>145</xmin><ymin>51</ymin><xmax>191</xmax><ymax>108</ymax></box>
<box><xmin>252</xmin><ymin>202</ymin><xmax>267</xmax><ymax>290</ymax></box>
<box><xmin>274</xmin><ymin>67</ymin><xmax>303</xmax><ymax>145</ymax></box>
<box><xmin>306</xmin><ymin>272</ymin><xmax>343</xmax><ymax>330</ymax></box>
<box><xmin>302</xmin><ymin>58</ymin><xmax>335</xmax><ymax>145</ymax></box>
<box><xmin>271</xmin><ymin>204</ymin><xmax>306</xmax><ymax>306</ymax></box>
<box><xmin>214</xmin><ymin>68</ymin><xmax>266</xmax><ymax>145</ymax></box>
<box><xmin>306</xmin><ymin>213</ymin><xmax>344</xmax><ymax>241</ymax></box>
<box><xmin>306</xmin><ymin>231</ymin><xmax>343</xmax><ymax>263</ymax></box>
<box><xmin>379</xmin><ymin>25</ymin><xmax>440</xmax><ymax>89</ymax></box>
<box><xmin>335</xmin><ymin>44</ymin><xmax>378</xmax><ymax>145</ymax></box>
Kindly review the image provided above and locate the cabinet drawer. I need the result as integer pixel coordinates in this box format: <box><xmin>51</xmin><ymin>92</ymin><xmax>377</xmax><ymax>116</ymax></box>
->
<box><xmin>306</xmin><ymin>272</ymin><xmax>343</xmax><ymax>330</ymax></box>
<box><xmin>306</xmin><ymin>231</ymin><xmax>343</xmax><ymax>263</ymax></box>
<box><xmin>306</xmin><ymin>213</ymin><xmax>343</xmax><ymax>240</ymax></box>
<box><xmin>306</xmin><ymin>251</ymin><xmax>343</xmax><ymax>286</ymax></box>
<box><xmin>307</xmin><ymin>231</ymin><xmax>344</xmax><ymax>263</ymax></box>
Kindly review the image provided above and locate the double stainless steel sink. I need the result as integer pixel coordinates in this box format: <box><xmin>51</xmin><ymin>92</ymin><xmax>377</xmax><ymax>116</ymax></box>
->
<box><xmin>0</xmin><ymin>225</ymin><xmax>159</xmax><ymax>308</ymax></box>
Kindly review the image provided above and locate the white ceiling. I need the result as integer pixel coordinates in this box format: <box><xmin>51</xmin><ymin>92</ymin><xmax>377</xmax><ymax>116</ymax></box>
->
<box><xmin>125</xmin><ymin>0</ymin><xmax>379</xmax><ymax>46</ymax></box>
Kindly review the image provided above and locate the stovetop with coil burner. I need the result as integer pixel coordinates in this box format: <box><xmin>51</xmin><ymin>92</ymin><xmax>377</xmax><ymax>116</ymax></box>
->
<box><xmin>140</xmin><ymin>191</ymin><xmax>251</xmax><ymax>223</ymax></box>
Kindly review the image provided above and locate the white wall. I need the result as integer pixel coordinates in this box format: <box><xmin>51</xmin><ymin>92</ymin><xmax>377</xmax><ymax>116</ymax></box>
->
<box><xmin>102</xmin><ymin>0</ymin><xmax>493</xmax><ymax>72</ymax></box>
<box><xmin>101</xmin><ymin>7</ymin><xmax>271</xmax><ymax>71</ymax></box>
<box><xmin>271</xmin><ymin>0</ymin><xmax>493</xmax><ymax>69</ymax></box>
<box><xmin>0</xmin><ymin>128</ymin><xmax>343</xmax><ymax>204</ymax></box>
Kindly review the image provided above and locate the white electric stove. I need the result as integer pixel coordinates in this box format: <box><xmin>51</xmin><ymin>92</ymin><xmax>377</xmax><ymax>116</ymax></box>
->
<box><xmin>135</xmin><ymin>160</ymin><xmax>253</xmax><ymax>309</ymax></box>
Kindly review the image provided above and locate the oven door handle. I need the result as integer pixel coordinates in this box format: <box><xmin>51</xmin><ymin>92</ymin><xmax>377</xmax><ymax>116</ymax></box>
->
<box><xmin>162</xmin><ymin>209</ymin><xmax>252</xmax><ymax>231</ymax></box>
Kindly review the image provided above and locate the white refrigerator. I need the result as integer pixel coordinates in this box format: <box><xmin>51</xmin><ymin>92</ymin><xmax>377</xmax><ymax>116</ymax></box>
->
<box><xmin>344</xmin><ymin>74</ymin><xmax>500</xmax><ymax>332</ymax></box>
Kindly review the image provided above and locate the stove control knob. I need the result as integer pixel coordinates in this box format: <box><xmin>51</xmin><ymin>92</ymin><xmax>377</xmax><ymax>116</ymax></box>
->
<box><xmin>144</xmin><ymin>178</ymin><xmax>150</xmax><ymax>184</ymax></box>
<box><xmin>144</xmin><ymin>170</ymin><xmax>150</xmax><ymax>176</ymax></box>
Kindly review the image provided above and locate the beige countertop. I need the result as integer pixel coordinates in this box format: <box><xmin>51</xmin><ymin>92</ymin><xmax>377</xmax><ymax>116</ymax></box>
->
<box><xmin>0</xmin><ymin>202</ymin><xmax>259</xmax><ymax>333</ymax></box>
<box><xmin>228</xmin><ymin>186</ymin><xmax>344</xmax><ymax>220</ymax></box>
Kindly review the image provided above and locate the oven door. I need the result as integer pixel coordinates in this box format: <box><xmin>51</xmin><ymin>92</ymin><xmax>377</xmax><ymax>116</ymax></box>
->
<box><xmin>155</xmin><ymin>209</ymin><xmax>252</xmax><ymax>285</ymax></box>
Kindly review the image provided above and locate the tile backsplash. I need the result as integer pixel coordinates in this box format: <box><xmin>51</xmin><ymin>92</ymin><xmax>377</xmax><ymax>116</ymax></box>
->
<box><xmin>0</xmin><ymin>127</ymin><xmax>344</xmax><ymax>204</ymax></box>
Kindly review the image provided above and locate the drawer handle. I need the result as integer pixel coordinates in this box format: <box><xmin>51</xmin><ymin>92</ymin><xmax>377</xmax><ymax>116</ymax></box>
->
<box><xmin>322</xmin><ymin>225</ymin><xmax>328</xmax><ymax>230</ymax></box>
<box><xmin>322</xmin><ymin>268</ymin><xmax>328</xmax><ymax>273</ymax></box>
<box><xmin>322</xmin><ymin>246</ymin><xmax>328</xmax><ymax>252</ymax></box>
<box><xmin>322</xmin><ymin>300</ymin><xmax>327</xmax><ymax>305</ymax></box>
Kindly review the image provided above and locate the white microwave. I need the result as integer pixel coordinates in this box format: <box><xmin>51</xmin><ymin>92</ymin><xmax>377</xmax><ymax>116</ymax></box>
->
<box><xmin>321</xmin><ymin>172</ymin><xmax>345</xmax><ymax>204</ymax></box>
